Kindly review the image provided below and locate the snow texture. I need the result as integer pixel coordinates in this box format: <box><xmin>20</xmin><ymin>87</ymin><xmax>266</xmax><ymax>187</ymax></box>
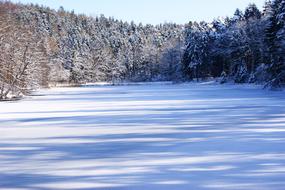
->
<box><xmin>0</xmin><ymin>82</ymin><xmax>285</xmax><ymax>190</ymax></box>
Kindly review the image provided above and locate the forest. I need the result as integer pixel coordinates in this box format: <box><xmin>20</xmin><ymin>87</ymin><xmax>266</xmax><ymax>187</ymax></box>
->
<box><xmin>0</xmin><ymin>0</ymin><xmax>284</xmax><ymax>100</ymax></box>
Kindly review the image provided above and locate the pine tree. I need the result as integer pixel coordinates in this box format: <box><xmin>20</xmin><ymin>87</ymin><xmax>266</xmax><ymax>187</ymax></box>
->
<box><xmin>244</xmin><ymin>4</ymin><xmax>262</xmax><ymax>21</ymax></box>
<box><xmin>265</xmin><ymin>0</ymin><xmax>285</xmax><ymax>87</ymax></box>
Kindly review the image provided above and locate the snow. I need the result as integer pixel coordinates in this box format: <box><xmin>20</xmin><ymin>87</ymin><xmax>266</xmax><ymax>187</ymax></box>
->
<box><xmin>0</xmin><ymin>82</ymin><xmax>285</xmax><ymax>190</ymax></box>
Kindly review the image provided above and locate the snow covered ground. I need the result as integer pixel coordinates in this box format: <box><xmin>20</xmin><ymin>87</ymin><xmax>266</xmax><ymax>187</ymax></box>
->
<box><xmin>0</xmin><ymin>82</ymin><xmax>285</xmax><ymax>190</ymax></box>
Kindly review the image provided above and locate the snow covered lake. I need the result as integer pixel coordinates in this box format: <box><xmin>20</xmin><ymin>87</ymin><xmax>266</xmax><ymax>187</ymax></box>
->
<box><xmin>0</xmin><ymin>82</ymin><xmax>285</xmax><ymax>190</ymax></box>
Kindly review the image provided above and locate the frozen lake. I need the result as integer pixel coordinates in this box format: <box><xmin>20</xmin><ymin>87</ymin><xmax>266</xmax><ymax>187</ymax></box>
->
<box><xmin>0</xmin><ymin>83</ymin><xmax>285</xmax><ymax>190</ymax></box>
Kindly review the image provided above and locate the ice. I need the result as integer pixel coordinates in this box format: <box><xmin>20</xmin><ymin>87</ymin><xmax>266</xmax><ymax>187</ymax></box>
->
<box><xmin>0</xmin><ymin>82</ymin><xmax>285</xmax><ymax>190</ymax></box>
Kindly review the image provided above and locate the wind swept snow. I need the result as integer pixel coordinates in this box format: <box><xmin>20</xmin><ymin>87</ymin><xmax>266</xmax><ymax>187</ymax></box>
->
<box><xmin>0</xmin><ymin>83</ymin><xmax>285</xmax><ymax>190</ymax></box>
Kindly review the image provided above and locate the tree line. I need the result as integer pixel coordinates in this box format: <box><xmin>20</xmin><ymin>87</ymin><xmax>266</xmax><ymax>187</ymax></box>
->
<box><xmin>182</xmin><ymin>0</ymin><xmax>285</xmax><ymax>88</ymax></box>
<box><xmin>0</xmin><ymin>1</ymin><xmax>184</xmax><ymax>99</ymax></box>
<box><xmin>0</xmin><ymin>0</ymin><xmax>284</xmax><ymax>100</ymax></box>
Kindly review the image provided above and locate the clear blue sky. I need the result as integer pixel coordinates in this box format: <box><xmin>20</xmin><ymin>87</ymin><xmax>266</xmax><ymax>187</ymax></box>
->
<box><xmin>11</xmin><ymin>0</ymin><xmax>266</xmax><ymax>24</ymax></box>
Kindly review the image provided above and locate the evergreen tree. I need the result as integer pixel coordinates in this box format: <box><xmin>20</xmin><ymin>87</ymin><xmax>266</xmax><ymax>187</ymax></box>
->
<box><xmin>265</xmin><ymin>0</ymin><xmax>285</xmax><ymax>87</ymax></box>
<box><xmin>244</xmin><ymin>4</ymin><xmax>262</xmax><ymax>20</ymax></box>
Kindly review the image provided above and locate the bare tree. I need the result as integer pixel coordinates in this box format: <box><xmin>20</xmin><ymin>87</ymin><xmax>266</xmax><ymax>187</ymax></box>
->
<box><xmin>0</xmin><ymin>10</ymin><xmax>47</xmax><ymax>100</ymax></box>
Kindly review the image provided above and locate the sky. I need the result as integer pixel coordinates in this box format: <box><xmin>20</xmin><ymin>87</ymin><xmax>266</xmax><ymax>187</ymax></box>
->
<box><xmin>11</xmin><ymin>0</ymin><xmax>266</xmax><ymax>25</ymax></box>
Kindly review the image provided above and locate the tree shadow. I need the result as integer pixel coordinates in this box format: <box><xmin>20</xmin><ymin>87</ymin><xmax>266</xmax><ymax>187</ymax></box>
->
<box><xmin>1</xmin><ymin>83</ymin><xmax>285</xmax><ymax>189</ymax></box>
